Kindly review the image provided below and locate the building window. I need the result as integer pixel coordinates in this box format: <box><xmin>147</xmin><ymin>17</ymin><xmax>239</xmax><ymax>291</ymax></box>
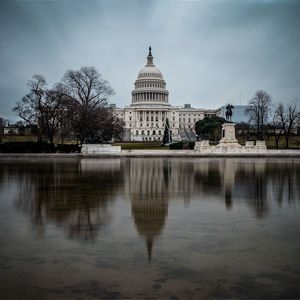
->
<box><xmin>172</xmin><ymin>116</ymin><xmax>175</xmax><ymax>121</ymax></box>
<box><xmin>141</xmin><ymin>130</ymin><xmax>145</xmax><ymax>135</ymax></box>
<box><xmin>140</xmin><ymin>123</ymin><xmax>142</xmax><ymax>127</ymax></box>
<box><xmin>158</xmin><ymin>130</ymin><xmax>162</xmax><ymax>135</ymax></box>
<box><xmin>147</xmin><ymin>130</ymin><xmax>150</xmax><ymax>135</ymax></box>
<box><xmin>153</xmin><ymin>130</ymin><xmax>156</xmax><ymax>135</ymax></box>
<box><xmin>129</xmin><ymin>117</ymin><xmax>132</xmax><ymax>121</ymax></box>
<box><xmin>136</xmin><ymin>130</ymin><xmax>139</xmax><ymax>135</ymax></box>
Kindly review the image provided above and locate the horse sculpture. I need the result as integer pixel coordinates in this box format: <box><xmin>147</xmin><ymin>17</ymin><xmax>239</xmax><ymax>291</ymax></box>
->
<box><xmin>225</xmin><ymin>104</ymin><xmax>234</xmax><ymax>122</ymax></box>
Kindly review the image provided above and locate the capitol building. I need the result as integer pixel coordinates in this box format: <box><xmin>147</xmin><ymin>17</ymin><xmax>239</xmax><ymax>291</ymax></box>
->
<box><xmin>113</xmin><ymin>47</ymin><xmax>218</xmax><ymax>142</ymax></box>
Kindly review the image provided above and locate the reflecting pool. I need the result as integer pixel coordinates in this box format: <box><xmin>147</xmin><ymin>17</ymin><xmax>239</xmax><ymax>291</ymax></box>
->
<box><xmin>0</xmin><ymin>158</ymin><xmax>299</xmax><ymax>299</ymax></box>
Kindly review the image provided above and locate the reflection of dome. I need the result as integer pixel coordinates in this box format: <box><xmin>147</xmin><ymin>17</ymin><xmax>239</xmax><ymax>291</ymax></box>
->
<box><xmin>131</xmin><ymin>46</ymin><xmax>169</xmax><ymax>106</ymax></box>
<box><xmin>132</xmin><ymin>199</ymin><xmax>168</xmax><ymax>262</ymax></box>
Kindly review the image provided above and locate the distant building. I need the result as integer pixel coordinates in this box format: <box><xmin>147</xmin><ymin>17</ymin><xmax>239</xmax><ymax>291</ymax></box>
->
<box><xmin>3</xmin><ymin>125</ymin><xmax>20</xmax><ymax>135</ymax></box>
<box><xmin>216</xmin><ymin>105</ymin><xmax>250</xmax><ymax>123</ymax></box>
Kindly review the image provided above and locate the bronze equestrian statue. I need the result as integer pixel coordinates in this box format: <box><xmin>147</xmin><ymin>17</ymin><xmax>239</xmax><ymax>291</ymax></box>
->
<box><xmin>225</xmin><ymin>104</ymin><xmax>234</xmax><ymax>122</ymax></box>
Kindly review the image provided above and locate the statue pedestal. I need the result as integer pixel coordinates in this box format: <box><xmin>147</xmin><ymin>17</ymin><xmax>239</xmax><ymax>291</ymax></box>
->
<box><xmin>255</xmin><ymin>140</ymin><xmax>267</xmax><ymax>150</ymax></box>
<box><xmin>216</xmin><ymin>123</ymin><xmax>241</xmax><ymax>149</ymax></box>
<box><xmin>194</xmin><ymin>140</ymin><xmax>212</xmax><ymax>152</ymax></box>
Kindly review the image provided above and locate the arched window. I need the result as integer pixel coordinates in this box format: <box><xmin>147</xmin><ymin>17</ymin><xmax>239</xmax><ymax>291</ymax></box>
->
<box><xmin>158</xmin><ymin>130</ymin><xmax>162</xmax><ymax>135</ymax></box>
<box><xmin>136</xmin><ymin>130</ymin><xmax>139</xmax><ymax>135</ymax></box>
<box><xmin>153</xmin><ymin>130</ymin><xmax>156</xmax><ymax>135</ymax></box>
<box><xmin>141</xmin><ymin>130</ymin><xmax>145</xmax><ymax>135</ymax></box>
<box><xmin>147</xmin><ymin>130</ymin><xmax>150</xmax><ymax>135</ymax></box>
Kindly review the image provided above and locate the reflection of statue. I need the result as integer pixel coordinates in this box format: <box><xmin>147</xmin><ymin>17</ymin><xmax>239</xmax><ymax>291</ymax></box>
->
<box><xmin>225</xmin><ymin>104</ymin><xmax>234</xmax><ymax>122</ymax></box>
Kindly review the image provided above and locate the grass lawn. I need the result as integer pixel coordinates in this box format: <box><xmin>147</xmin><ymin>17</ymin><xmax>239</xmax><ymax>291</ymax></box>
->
<box><xmin>237</xmin><ymin>136</ymin><xmax>300</xmax><ymax>149</ymax></box>
<box><xmin>2</xmin><ymin>135</ymin><xmax>300</xmax><ymax>150</ymax></box>
<box><xmin>113</xmin><ymin>142</ymin><xmax>169</xmax><ymax>150</ymax></box>
<box><xmin>0</xmin><ymin>135</ymin><xmax>38</xmax><ymax>143</ymax></box>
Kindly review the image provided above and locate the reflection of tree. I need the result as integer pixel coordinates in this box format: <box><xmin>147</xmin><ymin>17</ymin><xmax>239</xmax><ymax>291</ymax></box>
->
<box><xmin>1</xmin><ymin>159</ymin><xmax>123</xmax><ymax>241</ymax></box>
<box><xmin>1</xmin><ymin>157</ymin><xmax>299</xmax><ymax>252</ymax></box>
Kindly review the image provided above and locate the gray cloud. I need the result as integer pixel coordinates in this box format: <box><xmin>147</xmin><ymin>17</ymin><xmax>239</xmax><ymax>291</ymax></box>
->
<box><xmin>0</xmin><ymin>0</ymin><xmax>299</xmax><ymax>120</ymax></box>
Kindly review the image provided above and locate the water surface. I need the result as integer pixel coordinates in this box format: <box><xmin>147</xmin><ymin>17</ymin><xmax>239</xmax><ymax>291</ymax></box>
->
<box><xmin>0</xmin><ymin>158</ymin><xmax>299</xmax><ymax>299</ymax></box>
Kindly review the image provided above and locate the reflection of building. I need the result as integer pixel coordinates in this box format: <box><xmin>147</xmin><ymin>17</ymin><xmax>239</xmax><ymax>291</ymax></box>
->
<box><xmin>132</xmin><ymin>198</ymin><xmax>167</xmax><ymax>262</ymax></box>
<box><xmin>113</xmin><ymin>48</ymin><xmax>217</xmax><ymax>142</ymax></box>
<box><xmin>4</xmin><ymin>158</ymin><xmax>299</xmax><ymax>257</ymax></box>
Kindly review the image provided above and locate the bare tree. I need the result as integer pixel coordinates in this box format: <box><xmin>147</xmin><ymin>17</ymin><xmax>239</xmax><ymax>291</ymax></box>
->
<box><xmin>269</xmin><ymin>103</ymin><xmax>285</xmax><ymax>149</ymax></box>
<box><xmin>13</xmin><ymin>75</ymin><xmax>69</xmax><ymax>146</ymax></box>
<box><xmin>276</xmin><ymin>102</ymin><xmax>299</xmax><ymax>149</ymax></box>
<box><xmin>0</xmin><ymin>117</ymin><xmax>8</xmax><ymax>134</ymax></box>
<box><xmin>13</xmin><ymin>75</ymin><xmax>47</xmax><ymax>142</ymax></box>
<box><xmin>246</xmin><ymin>90</ymin><xmax>272</xmax><ymax>139</ymax></box>
<box><xmin>62</xmin><ymin>67</ymin><xmax>115</xmax><ymax>144</ymax></box>
<box><xmin>42</xmin><ymin>84</ymin><xmax>71</xmax><ymax>146</ymax></box>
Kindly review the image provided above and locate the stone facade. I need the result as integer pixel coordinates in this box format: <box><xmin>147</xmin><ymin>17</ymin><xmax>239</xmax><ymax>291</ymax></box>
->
<box><xmin>81</xmin><ymin>144</ymin><xmax>121</xmax><ymax>155</ymax></box>
<box><xmin>113</xmin><ymin>47</ymin><xmax>217</xmax><ymax>142</ymax></box>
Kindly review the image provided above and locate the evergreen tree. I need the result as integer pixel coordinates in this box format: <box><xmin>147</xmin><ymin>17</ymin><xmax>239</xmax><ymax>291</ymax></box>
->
<box><xmin>162</xmin><ymin>118</ymin><xmax>172</xmax><ymax>145</ymax></box>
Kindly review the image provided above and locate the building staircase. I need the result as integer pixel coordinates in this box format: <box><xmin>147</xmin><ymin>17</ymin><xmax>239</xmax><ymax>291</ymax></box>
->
<box><xmin>178</xmin><ymin>128</ymin><xmax>197</xmax><ymax>142</ymax></box>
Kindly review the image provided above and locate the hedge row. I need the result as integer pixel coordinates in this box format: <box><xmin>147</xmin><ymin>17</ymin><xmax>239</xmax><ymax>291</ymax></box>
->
<box><xmin>0</xmin><ymin>142</ymin><xmax>80</xmax><ymax>153</ymax></box>
<box><xmin>169</xmin><ymin>142</ymin><xmax>195</xmax><ymax>150</ymax></box>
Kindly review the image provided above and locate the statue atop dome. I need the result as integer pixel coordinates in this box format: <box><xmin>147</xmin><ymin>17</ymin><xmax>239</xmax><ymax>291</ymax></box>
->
<box><xmin>147</xmin><ymin>46</ymin><xmax>154</xmax><ymax>66</ymax></box>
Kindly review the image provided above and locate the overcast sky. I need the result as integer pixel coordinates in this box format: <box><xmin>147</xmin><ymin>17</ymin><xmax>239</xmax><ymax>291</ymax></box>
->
<box><xmin>0</xmin><ymin>0</ymin><xmax>299</xmax><ymax>120</ymax></box>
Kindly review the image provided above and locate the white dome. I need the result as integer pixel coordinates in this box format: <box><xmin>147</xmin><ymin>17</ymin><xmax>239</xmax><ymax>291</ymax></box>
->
<box><xmin>131</xmin><ymin>47</ymin><xmax>169</xmax><ymax>106</ymax></box>
<box><xmin>138</xmin><ymin>66</ymin><xmax>163</xmax><ymax>79</ymax></box>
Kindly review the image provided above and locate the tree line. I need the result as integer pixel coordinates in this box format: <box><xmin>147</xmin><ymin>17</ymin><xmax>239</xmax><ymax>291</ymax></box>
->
<box><xmin>195</xmin><ymin>90</ymin><xmax>299</xmax><ymax>149</ymax></box>
<box><xmin>12</xmin><ymin>66</ymin><xmax>124</xmax><ymax>146</ymax></box>
<box><xmin>246</xmin><ymin>90</ymin><xmax>299</xmax><ymax>148</ymax></box>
